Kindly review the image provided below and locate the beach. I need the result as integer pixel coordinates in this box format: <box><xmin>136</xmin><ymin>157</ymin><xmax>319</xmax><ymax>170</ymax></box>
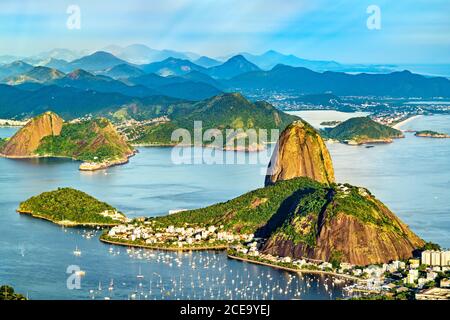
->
<box><xmin>393</xmin><ymin>115</ymin><xmax>422</xmax><ymax>130</ymax></box>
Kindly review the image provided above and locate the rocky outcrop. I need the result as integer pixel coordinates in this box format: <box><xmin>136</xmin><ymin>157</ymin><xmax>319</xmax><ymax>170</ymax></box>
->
<box><xmin>0</xmin><ymin>112</ymin><xmax>63</xmax><ymax>157</ymax></box>
<box><xmin>261</xmin><ymin>184</ymin><xmax>425</xmax><ymax>266</ymax></box>
<box><xmin>265</xmin><ymin>120</ymin><xmax>335</xmax><ymax>186</ymax></box>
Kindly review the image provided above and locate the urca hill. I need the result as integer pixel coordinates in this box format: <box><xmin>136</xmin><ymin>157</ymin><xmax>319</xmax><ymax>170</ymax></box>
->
<box><xmin>0</xmin><ymin>111</ymin><xmax>135</xmax><ymax>170</ymax></box>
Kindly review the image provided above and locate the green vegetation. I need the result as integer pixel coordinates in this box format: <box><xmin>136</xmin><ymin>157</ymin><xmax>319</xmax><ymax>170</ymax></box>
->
<box><xmin>122</xmin><ymin>93</ymin><xmax>298</xmax><ymax>147</ymax></box>
<box><xmin>0</xmin><ymin>285</ymin><xmax>27</xmax><ymax>300</ymax></box>
<box><xmin>322</xmin><ymin>117</ymin><xmax>403</xmax><ymax>143</ymax></box>
<box><xmin>36</xmin><ymin>118</ymin><xmax>134</xmax><ymax>162</ymax></box>
<box><xmin>154</xmin><ymin>177</ymin><xmax>324</xmax><ymax>234</ymax></box>
<box><xmin>0</xmin><ymin>138</ymin><xmax>7</xmax><ymax>148</ymax></box>
<box><xmin>420</xmin><ymin>241</ymin><xmax>441</xmax><ymax>251</ymax></box>
<box><xmin>268</xmin><ymin>182</ymin><xmax>409</xmax><ymax>246</ymax></box>
<box><xmin>415</xmin><ymin>130</ymin><xmax>449</xmax><ymax>138</ymax></box>
<box><xmin>128</xmin><ymin>122</ymin><xmax>179</xmax><ymax>146</ymax></box>
<box><xmin>18</xmin><ymin>187</ymin><xmax>125</xmax><ymax>225</ymax></box>
<box><xmin>153</xmin><ymin>177</ymin><xmax>409</xmax><ymax>244</ymax></box>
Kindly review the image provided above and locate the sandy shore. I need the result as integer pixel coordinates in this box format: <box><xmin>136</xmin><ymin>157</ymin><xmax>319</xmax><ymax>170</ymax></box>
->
<box><xmin>393</xmin><ymin>115</ymin><xmax>422</xmax><ymax>130</ymax></box>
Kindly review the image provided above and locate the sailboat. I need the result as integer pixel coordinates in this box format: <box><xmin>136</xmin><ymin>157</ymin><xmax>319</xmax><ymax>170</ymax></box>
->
<box><xmin>137</xmin><ymin>266</ymin><xmax>144</xmax><ymax>279</ymax></box>
<box><xmin>108</xmin><ymin>279</ymin><xmax>114</xmax><ymax>291</ymax></box>
<box><xmin>73</xmin><ymin>246</ymin><xmax>81</xmax><ymax>256</ymax></box>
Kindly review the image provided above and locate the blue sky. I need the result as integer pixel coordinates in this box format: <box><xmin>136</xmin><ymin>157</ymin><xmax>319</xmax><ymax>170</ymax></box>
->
<box><xmin>0</xmin><ymin>0</ymin><xmax>449</xmax><ymax>63</ymax></box>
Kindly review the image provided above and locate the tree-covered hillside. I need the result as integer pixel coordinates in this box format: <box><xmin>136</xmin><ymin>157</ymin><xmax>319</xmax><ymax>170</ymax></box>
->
<box><xmin>18</xmin><ymin>188</ymin><xmax>125</xmax><ymax>225</ymax></box>
<box><xmin>128</xmin><ymin>93</ymin><xmax>298</xmax><ymax>147</ymax></box>
<box><xmin>322</xmin><ymin>117</ymin><xmax>404</xmax><ymax>144</ymax></box>
<box><xmin>36</xmin><ymin>118</ymin><xmax>134</xmax><ymax>162</ymax></box>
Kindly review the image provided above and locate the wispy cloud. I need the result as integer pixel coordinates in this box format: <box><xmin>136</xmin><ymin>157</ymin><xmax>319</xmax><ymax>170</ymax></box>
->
<box><xmin>0</xmin><ymin>0</ymin><xmax>448</xmax><ymax>63</ymax></box>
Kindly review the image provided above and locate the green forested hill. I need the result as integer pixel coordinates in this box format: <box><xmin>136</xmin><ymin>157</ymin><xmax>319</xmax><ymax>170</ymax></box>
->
<box><xmin>128</xmin><ymin>93</ymin><xmax>298</xmax><ymax>146</ymax></box>
<box><xmin>152</xmin><ymin>177</ymin><xmax>424</xmax><ymax>265</ymax></box>
<box><xmin>154</xmin><ymin>177</ymin><xmax>325</xmax><ymax>234</ymax></box>
<box><xmin>36</xmin><ymin>117</ymin><xmax>134</xmax><ymax>162</ymax></box>
<box><xmin>18</xmin><ymin>188</ymin><xmax>125</xmax><ymax>225</ymax></box>
<box><xmin>322</xmin><ymin>117</ymin><xmax>404</xmax><ymax>144</ymax></box>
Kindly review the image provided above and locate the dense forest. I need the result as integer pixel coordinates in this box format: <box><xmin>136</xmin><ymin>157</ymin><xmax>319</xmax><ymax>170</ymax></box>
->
<box><xmin>18</xmin><ymin>187</ymin><xmax>124</xmax><ymax>225</ymax></box>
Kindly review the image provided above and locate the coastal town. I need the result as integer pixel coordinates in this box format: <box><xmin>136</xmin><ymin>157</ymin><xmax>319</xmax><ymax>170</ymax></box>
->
<box><xmin>229</xmin><ymin>243</ymin><xmax>450</xmax><ymax>300</ymax></box>
<box><xmin>102</xmin><ymin>219</ymin><xmax>450</xmax><ymax>300</ymax></box>
<box><xmin>103</xmin><ymin>220</ymin><xmax>254</xmax><ymax>249</ymax></box>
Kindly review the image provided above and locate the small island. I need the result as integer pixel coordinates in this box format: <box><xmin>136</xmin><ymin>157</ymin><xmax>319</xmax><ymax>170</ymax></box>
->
<box><xmin>414</xmin><ymin>130</ymin><xmax>450</xmax><ymax>139</ymax></box>
<box><xmin>322</xmin><ymin>117</ymin><xmax>404</xmax><ymax>145</ymax></box>
<box><xmin>18</xmin><ymin>188</ymin><xmax>127</xmax><ymax>227</ymax></box>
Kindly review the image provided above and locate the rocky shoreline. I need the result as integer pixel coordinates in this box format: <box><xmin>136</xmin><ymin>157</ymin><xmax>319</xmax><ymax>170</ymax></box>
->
<box><xmin>414</xmin><ymin>132</ymin><xmax>450</xmax><ymax>139</ymax></box>
<box><xmin>79</xmin><ymin>154</ymin><xmax>134</xmax><ymax>171</ymax></box>
<box><xmin>17</xmin><ymin>209</ymin><xmax>120</xmax><ymax>227</ymax></box>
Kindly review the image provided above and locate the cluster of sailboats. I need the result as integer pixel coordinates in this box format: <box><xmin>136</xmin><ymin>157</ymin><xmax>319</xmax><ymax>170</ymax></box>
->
<box><xmin>76</xmin><ymin>247</ymin><xmax>351</xmax><ymax>300</ymax></box>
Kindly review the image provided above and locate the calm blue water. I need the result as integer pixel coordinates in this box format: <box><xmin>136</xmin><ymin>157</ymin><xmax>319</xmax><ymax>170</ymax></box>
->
<box><xmin>0</xmin><ymin>114</ymin><xmax>449</xmax><ymax>299</ymax></box>
<box><xmin>0</xmin><ymin>132</ymin><xmax>343</xmax><ymax>300</ymax></box>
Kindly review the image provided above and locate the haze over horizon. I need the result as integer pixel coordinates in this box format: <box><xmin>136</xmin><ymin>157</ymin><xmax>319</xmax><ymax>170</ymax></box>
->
<box><xmin>0</xmin><ymin>0</ymin><xmax>449</xmax><ymax>64</ymax></box>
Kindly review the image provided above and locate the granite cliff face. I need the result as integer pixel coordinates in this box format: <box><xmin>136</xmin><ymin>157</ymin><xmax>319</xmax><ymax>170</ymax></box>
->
<box><xmin>261</xmin><ymin>183</ymin><xmax>425</xmax><ymax>266</ymax></box>
<box><xmin>0</xmin><ymin>111</ymin><xmax>63</xmax><ymax>157</ymax></box>
<box><xmin>265</xmin><ymin>120</ymin><xmax>335</xmax><ymax>186</ymax></box>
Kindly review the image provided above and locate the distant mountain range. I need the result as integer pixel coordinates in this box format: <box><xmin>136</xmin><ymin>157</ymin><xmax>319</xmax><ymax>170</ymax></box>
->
<box><xmin>102</xmin><ymin>44</ymin><xmax>200</xmax><ymax>64</ymax></box>
<box><xmin>4</xmin><ymin>66</ymin><xmax>64</xmax><ymax>85</ymax></box>
<box><xmin>240</xmin><ymin>50</ymin><xmax>341</xmax><ymax>71</ymax></box>
<box><xmin>67</xmin><ymin>51</ymin><xmax>132</xmax><ymax>72</ymax></box>
<box><xmin>1</xmin><ymin>48</ymin><xmax>449</xmax><ymax>110</ymax></box>
<box><xmin>3</xmin><ymin>45</ymin><xmax>450</xmax><ymax>77</ymax></box>
<box><xmin>140</xmin><ymin>57</ymin><xmax>207</xmax><ymax>76</ymax></box>
<box><xmin>0</xmin><ymin>61</ymin><xmax>34</xmax><ymax>79</ymax></box>
<box><xmin>207</xmin><ymin>55</ymin><xmax>260</xmax><ymax>79</ymax></box>
<box><xmin>226</xmin><ymin>65</ymin><xmax>450</xmax><ymax>97</ymax></box>
<box><xmin>194</xmin><ymin>56</ymin><xmax>222</xmax><ymax>68</ymax></box>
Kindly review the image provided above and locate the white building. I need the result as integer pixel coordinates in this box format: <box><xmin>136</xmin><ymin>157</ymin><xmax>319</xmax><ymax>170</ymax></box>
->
<box><xmin>421</xmin><ymin>250</ymin><xmax>450</xmax><ymax>266</ymax></box>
